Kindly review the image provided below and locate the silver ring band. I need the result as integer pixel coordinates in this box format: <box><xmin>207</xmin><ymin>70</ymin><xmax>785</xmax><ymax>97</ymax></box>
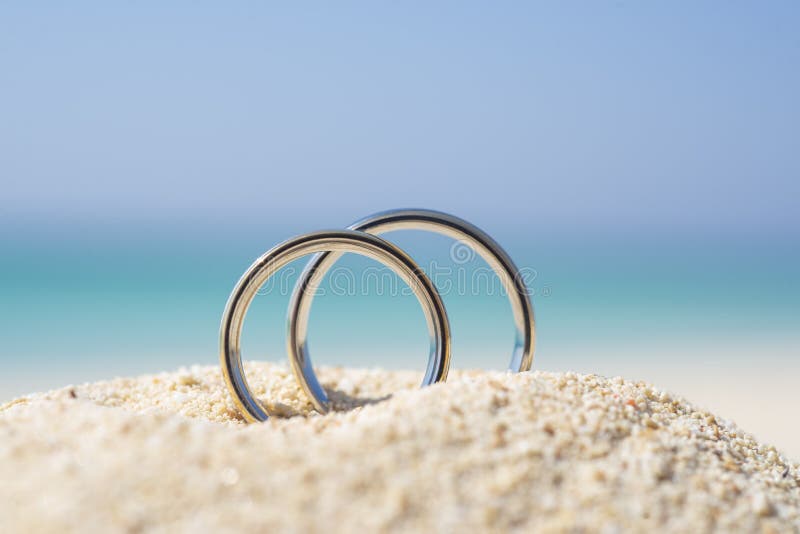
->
<box><xmin>288</xmin><ymin>209</ymin><xmax>535</xmax><ymax>414</ymax></box>
<box><xmin>220</xmin><ymin>230</ymin><xmax>451</xmax><ymax>422</ymax></box>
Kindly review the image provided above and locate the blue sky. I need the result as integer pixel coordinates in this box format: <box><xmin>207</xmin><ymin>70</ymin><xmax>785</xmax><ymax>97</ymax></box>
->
<box><xmin>1</xmin><ymin>2</ymin><xmax>798</xmax><ymax>236</ymax></box>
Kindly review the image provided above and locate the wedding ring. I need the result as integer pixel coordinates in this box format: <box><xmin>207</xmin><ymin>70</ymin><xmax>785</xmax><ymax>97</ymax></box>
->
<box><xmin>288</xmin><ymin>209</ymin><xmax>535</xmax><ymax>414</ymax></box>
<box><xmin>220</xmin><ymin>230</ymin><xmax>451</xmax><ymax>422</ymax></box>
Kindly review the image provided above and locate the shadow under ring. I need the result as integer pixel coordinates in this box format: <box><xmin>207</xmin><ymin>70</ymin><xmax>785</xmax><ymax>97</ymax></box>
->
<box><xmin>288</xmin><ymin>209</ymin><xmax>535</xmax><ymax>414</ymax></box>
<box><xmin>220</xmin><ymin>229</ymin><xmax>451</xmax><ymax>422</ymax></box>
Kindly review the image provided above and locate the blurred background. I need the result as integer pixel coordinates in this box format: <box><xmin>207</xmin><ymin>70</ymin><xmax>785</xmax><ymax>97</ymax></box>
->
<box><xmin>1</xmin><ymin>3</ymin><xmax>798</xmax><ymax>456</ymax></box>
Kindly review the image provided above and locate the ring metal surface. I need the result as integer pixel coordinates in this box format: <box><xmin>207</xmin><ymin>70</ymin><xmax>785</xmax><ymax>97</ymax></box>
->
<box><xmin>288</xmin><ymin>209</ymin><xmax>535</xmax><ymax>413</ymax></box>
<box><xmin>220</xmin><ymin>230</ymin><xmax>451</xmax><ymax>422</ymax></box>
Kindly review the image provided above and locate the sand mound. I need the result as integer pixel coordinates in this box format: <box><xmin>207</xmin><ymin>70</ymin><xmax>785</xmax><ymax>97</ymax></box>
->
<box><xmin>1</xmin><ymin>363</ymin><xmax>798</xmax><ymax>533</ymax></box>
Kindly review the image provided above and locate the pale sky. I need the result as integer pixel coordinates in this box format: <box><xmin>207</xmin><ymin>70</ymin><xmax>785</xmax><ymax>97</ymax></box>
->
<box><xmin>2</xmin><ymin>2</ymin><xmax>798</xmax><ymax>235</ymax></box>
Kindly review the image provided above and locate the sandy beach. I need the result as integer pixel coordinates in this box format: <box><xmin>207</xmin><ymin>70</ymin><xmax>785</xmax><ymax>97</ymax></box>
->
<box><xmin>2</xmin><ymin>363</ymin><xmax>799</xmax><ymax>532</ymax></box>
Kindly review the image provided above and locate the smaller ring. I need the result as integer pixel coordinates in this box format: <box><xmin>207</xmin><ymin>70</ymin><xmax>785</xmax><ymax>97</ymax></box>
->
<box><xmin>288</xmin><ymin>209</ymin><xmax>535</xmax><ymax>414</ymax></box>
<box><xmin>220</xmin><ymin>230</ymin><xmax>451</xmax><ymax>422</ymax></box>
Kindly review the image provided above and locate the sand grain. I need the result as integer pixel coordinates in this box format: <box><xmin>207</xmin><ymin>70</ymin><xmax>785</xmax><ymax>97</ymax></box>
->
<box><xmin>1</xmin><ymin>363</ymin><xmax>798</xmax><ymax>533</ymax></box>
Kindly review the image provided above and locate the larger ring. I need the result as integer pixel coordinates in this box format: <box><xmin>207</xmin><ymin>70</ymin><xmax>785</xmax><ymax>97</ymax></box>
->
<box><xmin>288</xmin><ymin>208</ymin><xmax>535</xmax><ymax>414</ymax></box>
<box><xmin>220</xmin><ymin>230</ymin><xmax>451</xmax><ymax>422</ymax></box>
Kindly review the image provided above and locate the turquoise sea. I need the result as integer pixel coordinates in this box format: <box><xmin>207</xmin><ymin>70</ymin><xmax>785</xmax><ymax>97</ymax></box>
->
<box><xmin>2</xmin><ymin>224</ymin><xmax>797</xmax><ymax>401</ymax></box>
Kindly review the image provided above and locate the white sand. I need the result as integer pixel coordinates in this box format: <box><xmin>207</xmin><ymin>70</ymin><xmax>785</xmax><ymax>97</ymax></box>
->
<box><xmin>1</xmin><ymin>363</ymin><xmax>799</xmax><ymax>532</ymax></box>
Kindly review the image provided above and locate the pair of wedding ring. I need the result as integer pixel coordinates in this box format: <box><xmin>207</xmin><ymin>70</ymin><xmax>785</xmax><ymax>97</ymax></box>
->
<box><xmin>220</xmin><ymin>208</ymin><xmax>535</xmax><ymax>422</ymax></box>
